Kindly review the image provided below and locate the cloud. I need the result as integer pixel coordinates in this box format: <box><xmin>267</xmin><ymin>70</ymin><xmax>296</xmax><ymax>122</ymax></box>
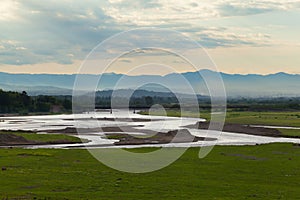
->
<box><xmin>0</xmin><ymin>0</ymin><xmax>125</xmax><ymax>65</ymax></box>
<box><xmin>218</xmin><ymin>4</ymin><xmax>273</xmax><ymax>16</ymax></box>
<box><xmin>103</xmin><ymin>0</ymin><xmax>219</xmax><ymax>26</ymax></box>
<box><xmin>16</xmin><ymin>47</ymin><xmax>27</xmax><ymax>50</ymax></box>
<box><xmin>0</xmin><ymin>0</ymin><xmax>299</xmax><ymax>66</ymax></box>
<box><xmin>193</xmin><ymin>29</ymin><xmax>273</xmax><ymax>48</ymax></box>
<box><xmin>103</xmin><ymin>0</ymin><xmax>300</xmax><ymax>26</ymax></box>
<box><xmin>0</xmin><ymin>0</ymin><xmax>20</xmax><ymax>21</ymax></box>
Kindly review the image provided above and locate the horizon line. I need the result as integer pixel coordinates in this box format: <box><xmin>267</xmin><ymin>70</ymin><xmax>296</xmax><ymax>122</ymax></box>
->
<box><xmin>0</xmin><ymin>69</ymin><xmax>299</xmax><ymax>77</ymax></box>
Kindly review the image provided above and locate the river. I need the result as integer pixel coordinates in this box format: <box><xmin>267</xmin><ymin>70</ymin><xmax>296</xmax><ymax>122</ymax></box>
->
<box><xmin>0</xmin><ymin>109</ymin><xmax>300</xmax><ymax>149</ymax></box>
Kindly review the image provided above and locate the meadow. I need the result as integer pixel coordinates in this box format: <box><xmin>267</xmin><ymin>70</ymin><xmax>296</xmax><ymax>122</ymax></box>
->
<box><xmin>1</xmin><ymin>143</ymin><xmax>300</xmax><ymax>199</ymax></box>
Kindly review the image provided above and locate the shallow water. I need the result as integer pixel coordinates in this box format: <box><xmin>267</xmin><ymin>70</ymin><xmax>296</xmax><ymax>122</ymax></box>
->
<box><xmin>0</xmin><ymin>110</ymin><xmax>300</xmax><ymax>149</ymax></box>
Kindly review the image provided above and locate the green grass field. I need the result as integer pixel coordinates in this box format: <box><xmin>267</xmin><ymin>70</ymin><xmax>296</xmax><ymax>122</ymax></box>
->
<box><xmin>1</xmin><ymin>143</ymin><xmax>300</xmax><ymax>199</ymax></box>
<box><xmin>140</xmin><ymin>109</ymin><xmax>205</xmax><ymax>119</ymax></box>
<box><xmin>277</xmin><ymin>129</ymin><xmax>300</xmax><ymax>137</ymax></box>
<box><xmin>224</xmin><ymin>111</ymin><xmax>300</xmax><ymax>127</ymax></box>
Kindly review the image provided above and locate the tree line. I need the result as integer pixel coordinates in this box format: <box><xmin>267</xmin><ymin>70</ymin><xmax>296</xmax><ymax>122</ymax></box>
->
<box><xmin>0</xmin><ymin>89</ymin><xmax>71</xmax><ymax>114</ymax></box>
<box><xmin>1</xmin><ymin>89</ymin><xmax>299</xmax><ymax>115</ymax></box>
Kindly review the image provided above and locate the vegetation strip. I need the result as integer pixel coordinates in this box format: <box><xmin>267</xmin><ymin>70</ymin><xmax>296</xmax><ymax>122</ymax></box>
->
<box><xmin>0</xmin><ymin>130</ymin><xmax>83</xmax><ymax>146</ymax></box>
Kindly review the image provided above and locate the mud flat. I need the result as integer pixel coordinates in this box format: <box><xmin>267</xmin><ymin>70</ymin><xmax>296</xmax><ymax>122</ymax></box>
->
<box><xmin>105</xmin><ymin>129</ymin><xmax>216</xmax><ymax>145</ymax></box>
<box><xmin>186</xmin><ymin>121</ymin><xmax>296</xmax><ymax>138</ymax></box>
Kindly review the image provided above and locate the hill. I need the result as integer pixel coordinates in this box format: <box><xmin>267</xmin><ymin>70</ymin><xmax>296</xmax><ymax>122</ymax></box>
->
<box><xmin>0</xmin><ymin>70</ymin><xmax>299</xmax><ymax>97</ymax></box>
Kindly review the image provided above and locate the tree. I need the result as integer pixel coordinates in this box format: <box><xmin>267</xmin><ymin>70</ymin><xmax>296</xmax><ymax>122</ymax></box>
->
<box><xmin>145</xmin><ymin>96</ymin><xmax>154</xmax><ymax>106</ymax></box>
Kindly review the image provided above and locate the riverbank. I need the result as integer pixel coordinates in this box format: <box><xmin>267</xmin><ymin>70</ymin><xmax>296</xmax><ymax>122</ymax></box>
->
<box><xmin>0</xmin><ymin>130</ymin><xmax>84</xmax><ymax>146</ymax></box>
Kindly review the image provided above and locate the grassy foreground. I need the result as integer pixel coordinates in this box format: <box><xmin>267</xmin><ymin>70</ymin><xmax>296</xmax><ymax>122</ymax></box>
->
<box><xmin>1</xmin><ymin>143</ymin><xmax>300</xmax><ymax>199</ymax></box>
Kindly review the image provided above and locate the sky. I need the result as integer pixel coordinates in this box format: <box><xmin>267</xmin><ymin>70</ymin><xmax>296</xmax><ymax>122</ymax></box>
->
<box><xmin>0</xmin><ymin>0</ymin><xmax>300</xmax><ymax>75</ymax></box>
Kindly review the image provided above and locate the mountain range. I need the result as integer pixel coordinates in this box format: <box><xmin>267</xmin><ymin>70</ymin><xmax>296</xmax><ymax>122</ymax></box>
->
<box><xmin>0</xmin><ymin>70</ymin><xmax>299</xmax><ymax>97</ymax></box>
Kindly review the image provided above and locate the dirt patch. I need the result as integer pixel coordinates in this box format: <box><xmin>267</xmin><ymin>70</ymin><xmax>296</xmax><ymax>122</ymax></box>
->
<box><xmin>8</xmin><ymin>120</ymin><xmax>28</xmax><ymax>124</ymax></box>
<box><xmin>0</xmin><ymin>134</ymin><xmax>30</xmax><ymax>145</ymax></box>
<box><xmin>106</xmin><ymin>129</ymin><xmax>216</xmax><ymax>145</ymax></box>
<box><xmin>42</xmin><ymin>125</ymin><xmax>158</xmax><ymax>135</ymax></box>
<box><xmin>63</xmin><ymin>117</ymin><xmax>156</xmax><ymax>122</ymax></box>
<box><xmin>185</xmin><ymin>121</ymin><xmax>290</xmax><ymax>138</ymax></box>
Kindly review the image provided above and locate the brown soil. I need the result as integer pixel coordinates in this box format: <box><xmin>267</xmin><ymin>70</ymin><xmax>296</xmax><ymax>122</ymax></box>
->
<box><xmin>0</xmin><ymin>133</ymin><xmax>30</xmax><ymax>145</ymax></box>
<box><xmin>106</xmin><ymin>129</ymin><xmax>216</xmax><ymax>145</ymax></box>
<box><xmin>43</xmin><ymin>125</ymin><xmax>157</xmax><ymax>135</ymax></box>
<box><xmin>63</xmin><ymin>118</ymin><xmax>156</xmax><ymax>122</ymax></box>
<box><xmin>185</xmin><ymin>121</ymin><xmax>291</xmax><ymax>138</ymax></box>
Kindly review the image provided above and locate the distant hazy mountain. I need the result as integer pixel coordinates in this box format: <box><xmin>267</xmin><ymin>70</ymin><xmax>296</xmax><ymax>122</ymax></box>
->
<box><xmin>96</xmin><ymin>89</ymin><xmax>205</xmax><ymax>100</ymax></box>
<box><xmin>0</xmin><ymin>70</ymin><xmax>299</xmax><ymax>97</ymax></box>
<box><xmin>97</xmin><ymin>89</ymin><xmax>176</xmax><ymax>98</ymax></box>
